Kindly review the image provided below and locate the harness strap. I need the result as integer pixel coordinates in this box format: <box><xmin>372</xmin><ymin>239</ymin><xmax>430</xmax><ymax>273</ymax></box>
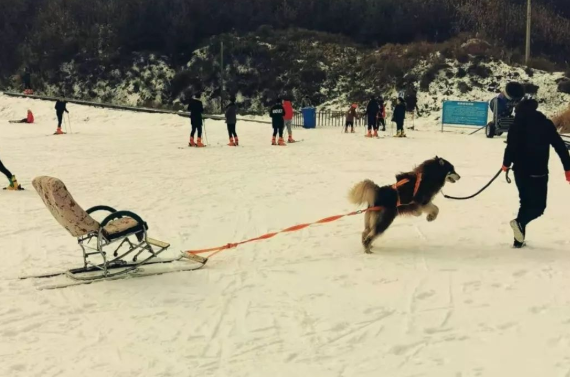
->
<box><xmin>392</xmin><ymin>173</ymin><xmax>422</xmax><ymax>207</ymax></box>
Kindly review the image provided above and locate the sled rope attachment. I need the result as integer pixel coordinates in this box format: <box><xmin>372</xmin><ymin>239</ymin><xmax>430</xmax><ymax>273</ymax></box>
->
<box><xmin>443</xmin><ymin>168</ymin><xmax>511</xmax><ymax>201</ymax></box>
<box><xmin>184</xmin><ymin>206</ymin><xmax>383</xmax><ymax>260</ymax></box>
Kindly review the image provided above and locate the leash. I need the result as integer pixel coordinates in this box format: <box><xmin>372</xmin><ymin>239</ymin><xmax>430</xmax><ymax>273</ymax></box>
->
<box><xmin>443</xmin><ymin>168</ymin><xmax>511</xmax><ymax>200</ymax></box>
<box><xmin>183</xmin><ymin>206</ymin><xmax>383</xmax><ymax>261</ymax></box>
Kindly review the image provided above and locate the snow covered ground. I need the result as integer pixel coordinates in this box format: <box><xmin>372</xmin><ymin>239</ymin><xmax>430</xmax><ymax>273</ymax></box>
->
<box><xmin>2</xmin><ymin>93</ymin><xmax>570</xmax><ymax>377</ymax></box>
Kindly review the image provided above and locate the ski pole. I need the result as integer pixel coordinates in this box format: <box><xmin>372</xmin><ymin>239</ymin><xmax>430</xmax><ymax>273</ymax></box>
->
<box><xmin>67</xmin><ymin>113</ymin><xmax>72</xmax><ymax>134</ymax></box>
<box><xmin>203</xmin><ymin>118</ymin><xmax>209</xmax><ymax>145</ymax></box>
<box><xmin>63</xmin><ymin>115</ymin><xmax>68</xmax><ymax>133</ymax></box>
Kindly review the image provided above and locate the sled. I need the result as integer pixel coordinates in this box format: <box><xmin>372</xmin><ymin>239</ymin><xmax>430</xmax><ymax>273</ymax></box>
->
<box><xmin>28</xmin><ymin>176</ymin><xmax>206</xmax><ymax>287</ymax></box>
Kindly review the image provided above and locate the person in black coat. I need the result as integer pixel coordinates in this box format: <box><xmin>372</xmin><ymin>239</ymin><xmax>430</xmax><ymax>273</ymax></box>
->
<box><xmin>269</xmin><ymin>98</ymin><xmax>286</xmax><ymax>146</ymax></box>
<box><xmin>366</xmin><ymin>96</ymin><xmax>380</xmax><ymax>137</ymax></box>
<box><xmin>188</xmin><ymin>93</ymin><xmax>205</xmax><ymax>147</ymax></box>
<box><xmin>392</xmin><ymin>97</ymin><xmax>407</xmax><ymax>137</ymax></box>
<box><xmin>55</xmin><ymin>99</ymin><xmax>69</xmax><ymax>134</ymax></box>
<box><xmin>225</xmin><ymin>97</ymin><xmax>238</xmax><ymax>146</ymax></box>
<box><xmin>23</xmin><ymin>68</ymin><xmax>31</xmax><ymax>90</ymax></box>
<box><xmin>502</xmin><ymin>99</ymin><xmax>570</xmax><ymax>248</ymax></box>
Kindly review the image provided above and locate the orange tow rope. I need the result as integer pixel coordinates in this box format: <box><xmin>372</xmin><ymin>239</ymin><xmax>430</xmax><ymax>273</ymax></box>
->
<box><xmin>184</xmin><ymin>206</ymin><xmax>383</xmax><ymax>260</ymax></box>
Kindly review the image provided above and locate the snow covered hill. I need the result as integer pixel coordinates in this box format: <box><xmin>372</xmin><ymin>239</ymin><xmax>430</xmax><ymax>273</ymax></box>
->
<box><xmin>1</xmin><ymin>94</ymin><xmax>570</xmax><ymax>377</ymax></box>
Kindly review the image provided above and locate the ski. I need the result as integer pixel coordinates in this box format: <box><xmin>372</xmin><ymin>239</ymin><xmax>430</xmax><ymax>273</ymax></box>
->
<box><xmin>3</xmin><ymin>186</ymin><xmax>24</xmax><ymax>191</ymax></box>
<box><xmin>19</xmin><ymin>256</ymin><xmax>189</xmax><ymax>280</ymax></box>
<box><xmin>36</xmin><ymin>263</ymin><xmax>205</xmax><ymax>290</ymax></box>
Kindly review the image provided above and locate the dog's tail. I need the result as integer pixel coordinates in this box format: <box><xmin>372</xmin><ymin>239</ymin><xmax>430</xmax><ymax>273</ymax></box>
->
<box><xmin>348</xmin><ymin>179</ymin><xmax>377</xmax><ymax>207</ymax></box>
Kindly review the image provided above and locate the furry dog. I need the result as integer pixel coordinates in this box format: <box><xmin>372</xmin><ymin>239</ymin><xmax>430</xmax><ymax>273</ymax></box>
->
<box><xmin>348</xmin><ymin>157</ymin><xmax>460</xmax><ymax>253</ymax></box>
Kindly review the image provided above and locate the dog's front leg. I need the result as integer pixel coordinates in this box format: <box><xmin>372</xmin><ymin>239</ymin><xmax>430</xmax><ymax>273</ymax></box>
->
<box><xmin>423</xmin><ymin>202</ymin><xmax>439</xmax><ymax>222</ymax></box>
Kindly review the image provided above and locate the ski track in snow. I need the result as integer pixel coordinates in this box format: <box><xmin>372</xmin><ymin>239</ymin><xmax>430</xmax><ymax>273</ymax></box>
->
<box><xmin>2</xmin><ymin>94</ymin><xmax>570</xmax><ymax>376</ymax></box>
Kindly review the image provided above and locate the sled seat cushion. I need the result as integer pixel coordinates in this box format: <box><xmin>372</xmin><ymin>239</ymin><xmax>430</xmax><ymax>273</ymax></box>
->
<box><xmin>32</xmin><ymin>176</ymin><xmax>100</xmax><ymax>238</ymax></box>
<box><xmin>102</xmin><ymin>217</ymin><xmax>146</xmax><ymax>240</ymax></box>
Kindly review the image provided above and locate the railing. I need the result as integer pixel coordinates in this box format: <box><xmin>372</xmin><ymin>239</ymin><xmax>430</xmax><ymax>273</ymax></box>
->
<box><xmin>292</xmin><ymin>110</ymin><xmax>370</xmax><ymax>128</ymax></box>
<box><xmin>3</xmin><ymin>92</ymin><xmax>387</xmax><ymax>129</ymax></box>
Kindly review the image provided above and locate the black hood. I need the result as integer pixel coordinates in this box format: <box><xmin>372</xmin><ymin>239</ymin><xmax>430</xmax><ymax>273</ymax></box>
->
<box><xmin>515</xmin><ymin>99</ymin><xmax>539</xmax><ymax>115</ymax></box>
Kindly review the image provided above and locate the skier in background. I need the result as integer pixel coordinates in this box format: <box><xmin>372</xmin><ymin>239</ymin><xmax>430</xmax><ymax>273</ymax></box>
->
<box><xmin>392</xmin><ymin>97</ymin><xmax>407</xmax><ymax>137</ymax></box>
<box><xmin>270</xmin><ymin>98</ymin><xmax>286</xmax><ymax>146</ymax></box>
<box><xmin>0</xmin><ymin>157</ymin><xmax>21</xmax><ymax>191</ymax></box>
<box><xmin>188</xmin><ymin>93</ymin><xmax>205</xmax><ymax>147</ymax></box>
<box><xmin>502</xmin><ymin>98</ymin><xmax>570</xmax><ymax>248</ymax></box>
<box><xmin>283</xmin><ymin>98</ymin><xmax>296</xmax><ymax>143</ymax></box>
<box><xmin>345</xmin><ymin>103</ymin><xmax>358</xmax><ymax>133</ymax></box>
<box><xmin>22</xmin><ymin>68</ymin><xmax>32</xmax><ymax>92</ymax></box>
<box><xmin>300</xmin><ymin>95</ymin><xmax>312</xmax><ymax>108</ymax></box>
<box><xmin>225</xmin><ymin>97</ymin><xmax>238</xmax><ymax>146</ymax></box>
<box><xmin>55</xmin><ymin>98</ymin><xmax>69</xmax><ymax>135</ymax></box>
<box><xmin>378</xmin><ymin>97</ymin><xmax>386</xmax><ymax>132</ymax></box>
<box><xmin>404</xmin><ymin>89</ymin><xmax>420</xmax><ymax>130</ymax></box>
<box><xmin>366</xmin><ymin>96</ymin><xmax>380</xmax><ymax>137</ymax></box>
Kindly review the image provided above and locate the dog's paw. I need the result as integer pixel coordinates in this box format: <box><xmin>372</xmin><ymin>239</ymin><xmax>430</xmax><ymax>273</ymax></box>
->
<box><xmin>365</xmin><ymin>249</ymin><xmax>373</xmax><ymax>254</ymax></box>
<box><xmin>426</xmin><ymin>213</ymin><xmax>438</xmax><ymax>222</ymax></box>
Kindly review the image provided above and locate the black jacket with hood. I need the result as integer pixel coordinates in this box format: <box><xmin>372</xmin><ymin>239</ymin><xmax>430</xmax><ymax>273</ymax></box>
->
<box><xmin>503</xmin><ymin>99</ymin><xmax>570</xmax><ymax>176</ymax></box>
<box><xmin>366</xmin><ymin>98</ymin><xmax>379</xmax><ymax>119</ymax></box>
<box><xmin>225</xmin><ymin>103</ymin><xmax>237</xmax><ymax>124</ymax></box>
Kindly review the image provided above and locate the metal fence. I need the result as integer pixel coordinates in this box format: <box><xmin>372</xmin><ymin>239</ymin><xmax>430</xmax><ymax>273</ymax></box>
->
<box><xmin>292</xmin><ymin>110</ymin><xmax>370</xmax><ymax>128</ymax></box>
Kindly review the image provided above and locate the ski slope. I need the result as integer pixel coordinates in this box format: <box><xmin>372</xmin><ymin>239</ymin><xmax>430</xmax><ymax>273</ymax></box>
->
<box><xmin>1</xmin><ymin>94</ymin><xmax>570</xmax><ymax>377</ymax></box>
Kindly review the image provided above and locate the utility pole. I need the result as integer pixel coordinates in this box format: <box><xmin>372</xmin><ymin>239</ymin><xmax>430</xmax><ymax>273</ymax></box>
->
<box><xmin>525</xmin><ymin>0</ymin><xmax>531</xmax><ymax>65</ymax></box>
<box><xmin>220</xmin><ymin>41</ymin><xmax>224</xmax><ymax>113</ymax></box>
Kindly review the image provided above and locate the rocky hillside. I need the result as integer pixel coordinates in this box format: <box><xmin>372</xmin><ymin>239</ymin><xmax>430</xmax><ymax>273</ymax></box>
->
<box><xmin>4</xmin><ymin>29</ymin><xmax>570</xmax><ymax>117</ymax></box>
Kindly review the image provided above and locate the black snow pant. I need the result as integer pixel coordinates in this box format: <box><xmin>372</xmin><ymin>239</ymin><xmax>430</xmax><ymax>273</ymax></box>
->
<box><xmin>191</xmin><ymin>122</ymin><xmax>203</xmax><ymax>138</ymax></box>
<box><xmin>514</xmin><ymin>171</ymin><xmax>548</xmax><ymax>232</ymax></box>
<box><xmin>227</xmin><ymin>123</ymin><xmax>237</xmax><ymax>138</ymax></box>
<box><xmin>378</xmin><ymin>117</ymin><xmax>386</xmax><ymax>130</ymax></box>
<box><xmin>368</xmin><ymin>116</ymin><xmax>377</xmax><ymax>131</ymax></box>
<box><xmin>57</xmin><ymin>112</ymin><xmax>64</xmax><ymax>128</ymax></box>
<box><xmin>0</xmin><ymin>158</ymin><xmax>13</xmax><ymax>180</ymax></box>
<box><xmin>396</xmin><ymin>120</ymin><xmax>404</xmax><ymax>132</ymax></box>
<box><xmin>273</xmin><ymin>125</ymin><xmax>284</xmax><ymax>138</ymax></box>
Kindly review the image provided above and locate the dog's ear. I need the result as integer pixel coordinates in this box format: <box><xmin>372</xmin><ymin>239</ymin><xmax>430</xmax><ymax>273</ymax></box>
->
<box><xmin>439</xmin><ymin>158</ymin><xmax>445</xmax><ymax>166</ymax></box>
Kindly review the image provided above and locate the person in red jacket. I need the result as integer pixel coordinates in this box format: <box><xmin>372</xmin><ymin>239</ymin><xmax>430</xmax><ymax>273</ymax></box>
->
<box><xmin>282</xmin><ymin>98</ymin><xmax>296</xmax><ymax>143</ymax></box>
<box><xmin>10</xmin><ymin>110</ymin><xmax>34</xmax><ymax>124</ymax></box>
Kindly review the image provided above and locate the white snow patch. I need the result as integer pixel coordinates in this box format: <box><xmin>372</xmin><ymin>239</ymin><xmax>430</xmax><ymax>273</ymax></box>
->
<box><xmin>2</xmin><ymin>94</ymin><xmax>570</xmax><ymax>377</ymax></box>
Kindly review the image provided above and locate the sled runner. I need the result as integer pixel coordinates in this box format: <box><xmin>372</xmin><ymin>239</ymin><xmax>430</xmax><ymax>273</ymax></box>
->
<box><xmin>28</xmin><ymin>176</ymin><xmax>206</xmax><ymax>287</ymax></box>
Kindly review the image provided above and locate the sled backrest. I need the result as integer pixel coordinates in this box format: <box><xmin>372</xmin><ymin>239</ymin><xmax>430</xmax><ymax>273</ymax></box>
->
<box><xmin>32</xmin><ymin>176</ymin><xmax>100</xmax><ymax>237</ymax></box>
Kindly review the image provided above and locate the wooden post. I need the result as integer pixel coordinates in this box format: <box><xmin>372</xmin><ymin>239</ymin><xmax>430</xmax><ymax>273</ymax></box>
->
<box><xmin>525</xmin><ymin>0</ymin><xmax>531</xmax><ymax>65</ymax></box>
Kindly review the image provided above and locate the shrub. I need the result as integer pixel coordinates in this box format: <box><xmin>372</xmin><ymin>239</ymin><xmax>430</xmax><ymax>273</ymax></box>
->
<box><xmin>528</xmin><ymin>57</ymin><xmax>559</xmax><ymax>72</ymax></box>
<box><xmin>456</xmin><ymin>68</ymin><xmax>467</xmax><ymax>78</ymax></box>
<box><xmin>553</xmin><ymin>105</ymin><xmax>570</xmax><ymax>133</ymax></box>
<box><xmin>558</xmin><ymin>80</ymin><xmax>570</xmax><ymax>94</ymax></box>
<box><xmin>457</xmin><ymin>82</ymin><xmax>471</xmax><ymax>93</ymax></box>
<box><xmin>467</xmin><ymin>64</ymin><xmax>492</xmax><ymax>78</ymax></box>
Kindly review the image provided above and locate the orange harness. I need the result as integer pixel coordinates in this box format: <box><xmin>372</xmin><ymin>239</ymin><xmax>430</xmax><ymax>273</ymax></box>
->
<box><xmin>392</xmin><ymin>173</ymin><xmax>423</xmax><ymax>207</ymax></box>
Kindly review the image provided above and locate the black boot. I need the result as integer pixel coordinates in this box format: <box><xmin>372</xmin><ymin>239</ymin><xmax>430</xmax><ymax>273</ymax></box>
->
<box><xmin>510</xmin><ymin>219</ymin><xmax>525</xmax><ymax>248</ymax></box>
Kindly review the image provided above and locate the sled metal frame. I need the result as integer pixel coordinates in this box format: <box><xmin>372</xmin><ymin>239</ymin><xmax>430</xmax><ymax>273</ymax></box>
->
<box><xmin>67</xmin><ymin>206</ymin><xmax>172</xmax><ymax>281</ymax></box>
